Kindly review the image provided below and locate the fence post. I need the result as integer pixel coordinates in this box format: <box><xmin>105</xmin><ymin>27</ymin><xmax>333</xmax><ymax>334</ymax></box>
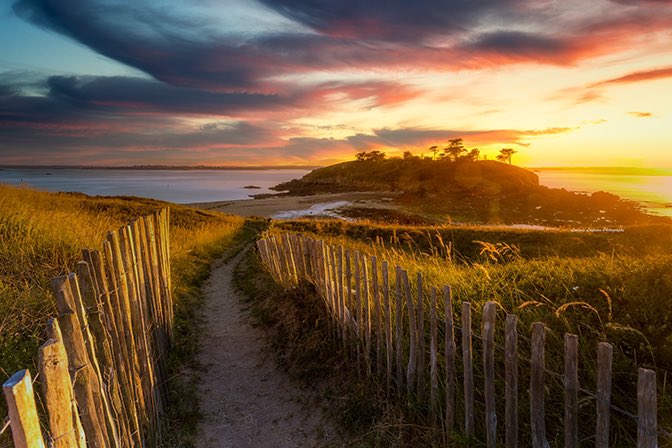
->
<box><xmin>362</xmin><ymin>255</ymin><xmax>372</xmax><ymax>377</ymax></box>
<box><xmin>429</xmin><ymin>287</ymin><xmax>439</xmax><ymax>422</ymax></box>
<box><xmin>462</xmin><ymin>301</ymin><xmax>474</xmax><ymax>437</ymax></box>
<box><xmin>354</xmin><ymin>252</ymin><xmax>362</xmax><ymax>374</ymax></box>
<box><xmin>2</xmin><ymin>370</ymin><xmax>46</xmax><ymax>448</ymax></box>
<box><xmin>482</xmin><ymin>301</ymin><xmax>496</xmax><ymax>448</ymax></box>
<box><xmin>530</xmin><ymin>322</ymin><xmax>548</xmax><ymax>448</ymax></box>
<box><xmin>382</xmin><ymin>260</ymin><xmax>393</xmax><ymax>391</ymax></box>
<box><xmin>403</xmin><ymin>270</ymin><xmax>417</xmax><ymax>396</ymax></box>
<box><xmin>564</xmin><ymin>334</ymin><xmax>578</xmax><ymax>448</ymax></box>
<box><xmin>395</xmin><ymin>266</ymin><xmax>404</xmax><ymax>393</ymax></box>
<box><xmin>39</xmin><ymin>338</ymin><xmax>85</xmax><ymax>448</ymax></box>
<box><xmin>416</xmin><ymin>273</ymin><xmax>425</xmax><ymax>400</ymax></box>
<box><xmin>596</xmin><ymin>342</ymin><xmax>613</xmax><ymax>448</ymax></box>
<box><xmin>444</xmin><ymin>286</ymin><xmax>456</xmax><ymax>434</ymax></box>
<box><xmin>505</xmin><ymin>314</ymin><xmax>518</xmax><ymax>448</ymax></box>
<box><xmin>332</xmin><ymin>245</ymin><xmax>339</xmax><ymax>336</ymax></box>
<box><xmin>637</xmin><ymin>368</ymin><xmax>657</xmax><ymax>448</ymax></box>
<box><xmin>51</xmin><ymin>275</ymin><xmax>110</xmax><ymax>448</ymax></box>
<box><xmin>345</xmin><ymin>250</ymin><xmax>354</xmax><ymax>357</ymax></box>
<box><xmin>372</xmin><ymin>256</ymin><xmax>383</xmax><ymax>376</ymax></box>
<box><xmin>338</xmin><ymin>246</ymin><xmax>346</xmax><ymax>351</ymax></box>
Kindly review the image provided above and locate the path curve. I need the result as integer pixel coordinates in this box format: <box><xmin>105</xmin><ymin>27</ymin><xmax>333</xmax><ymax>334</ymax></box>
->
<box><xmin>195</xmin><ymin>249</ymin><xmax>336</xmax><ymax>447</ymax></box>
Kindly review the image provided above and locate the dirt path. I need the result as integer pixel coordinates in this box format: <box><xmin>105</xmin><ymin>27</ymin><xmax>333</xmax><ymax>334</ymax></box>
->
<box><xmin>195</xmin><ymin>249</ymin><xmax>336</xmax><ymax>448</ymax></box>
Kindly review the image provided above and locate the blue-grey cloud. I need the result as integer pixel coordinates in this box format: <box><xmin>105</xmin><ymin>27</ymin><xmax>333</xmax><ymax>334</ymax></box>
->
<box><xmin>14</xmin><ymin>0</ymin><xmax>672</xmax><ymax>93</ymax></box>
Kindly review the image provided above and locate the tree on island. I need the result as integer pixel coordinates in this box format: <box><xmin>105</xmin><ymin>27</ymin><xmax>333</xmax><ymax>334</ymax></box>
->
<box><xmin>355</xmin><ymin>150</ymin><xmax>386</xmax><ymax>161</ymax></box>
<box><xmin>403</xmin><ymin>150</ymin><xmax>419</xmax><ymax>160</ymax></box>
<box><xmin>428</xmin><ymin>145</ymin><xmax>440</xmax><ymax>160</ymax></box>
<box><xmin>438</xmin><ymin>139</ymin><xmax>480</xmax><ymax>162</ymax></box>
<box><xmin>496</xmin><ymin>148</ymin><xmax>517</xmax><ymax>165</ymax></box>
<box><xmin>441</xmin><ymin>138</ymin><xmax>466</xmax><ymax>161</ymax></box>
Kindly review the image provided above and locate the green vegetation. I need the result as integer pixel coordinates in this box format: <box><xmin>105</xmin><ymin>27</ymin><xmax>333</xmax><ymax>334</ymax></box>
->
<box><xmin>260</xmin><ymin>219</ymin><xmax>672</xmax><ymax>445</ymax></box>
<box><xmin>0</xmin><ymin>184</ymin><xmax>247</xmax><ymax>445</ymax></box>
<box><xmin>272</xmin><ymin>158</ymin><xmax>668</xmax><ymax>226</ymax></box>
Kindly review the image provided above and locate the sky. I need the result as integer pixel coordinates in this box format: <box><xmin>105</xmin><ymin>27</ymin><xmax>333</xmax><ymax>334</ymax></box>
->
<box><xmin>0</xmin><ymin>0</ymin><xmax>671</xmax><ymax>167</ymax></box>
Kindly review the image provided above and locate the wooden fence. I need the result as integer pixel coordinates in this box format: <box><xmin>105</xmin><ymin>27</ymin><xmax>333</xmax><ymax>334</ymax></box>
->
<box><xmin>2</xmin><ymin>209</ymin><xmax>173</xmax><ymax>448</ymax></box>
<box><xmin>257</xmin><ymin>232</ymin><xmax>667</xmax><ymax>447</ymax></box>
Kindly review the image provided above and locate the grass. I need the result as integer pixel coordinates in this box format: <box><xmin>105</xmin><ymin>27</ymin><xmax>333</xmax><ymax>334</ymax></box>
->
<box><xmin>261</xmin><ymin>219</ymin><xmax>672</xmax><ymax>446</ymax></box>
<box><xmin>0</xmin><ymin>184</ymin><xmax>247</xmax><ymax>446</ymax></box>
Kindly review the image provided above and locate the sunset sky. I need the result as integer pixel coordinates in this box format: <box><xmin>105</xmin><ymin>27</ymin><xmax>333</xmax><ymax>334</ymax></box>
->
<box><xmin>1</xmin><ymin>0</ymin><xmax>671</xmax><ymax>167</ymax></box>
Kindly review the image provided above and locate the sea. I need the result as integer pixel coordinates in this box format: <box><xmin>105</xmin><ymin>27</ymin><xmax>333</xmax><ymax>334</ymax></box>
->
<box><xmin>534</xmin><ymin>168</ymin><xmax>672</xmax><ymax>217</ymax></box>
<box><xmin>0</xmin><ymin>167</ymin><xmax>670</xmax><ymax>217</ymax></box>
<box><xmin>0</xmin><ymin>168</ymin><xmax>311</xmax><ymax>204</ymax></box>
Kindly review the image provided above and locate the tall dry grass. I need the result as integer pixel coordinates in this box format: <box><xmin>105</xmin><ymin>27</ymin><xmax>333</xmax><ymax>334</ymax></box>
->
<box><xmin>0</xmin><ymin>184</ymin><xmax>244</xmax><ymax>389</ymax></box>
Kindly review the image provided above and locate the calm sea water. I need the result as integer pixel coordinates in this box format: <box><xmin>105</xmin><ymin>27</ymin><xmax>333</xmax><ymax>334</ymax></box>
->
<box><xmin>0</xmin><ymin>168</ymin><xmax>310</xmax><ymax>203</ymax></box>
<box><xmin>535</xmin><ymin>168</ymin><xmax>672</xmax><ymax>217</ymax></box>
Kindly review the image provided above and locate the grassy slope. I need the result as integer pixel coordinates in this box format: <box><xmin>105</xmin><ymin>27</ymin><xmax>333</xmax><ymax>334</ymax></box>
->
<box><xmin>274</xmin><ymin>159</ymin><xmax>539</xmax><ymax>194</ymax></box>
<box><xmin>273</xmin><ymin>159</ymin><xmax>667</xmax><ymax>226</ymax></box>
<box><xmin>0</xmin><ymin>185</ymin><xmax>248</xmax><ymax>445</ymax></box>
<box><xmin>264</xmin><ymin>219</ymin><xmax>672</xmax><ymax>446</ymax></box>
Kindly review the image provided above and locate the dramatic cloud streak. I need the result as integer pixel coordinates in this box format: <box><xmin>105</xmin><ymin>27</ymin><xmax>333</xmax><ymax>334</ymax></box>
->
<box><xmin>591</xmin><ymin>66</ymin><xmax>672</xmax><ymax>87</ymax></box>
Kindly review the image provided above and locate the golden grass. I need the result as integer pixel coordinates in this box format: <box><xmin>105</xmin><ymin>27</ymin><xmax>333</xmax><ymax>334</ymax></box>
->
<box><xmin>0</xmin><ymin>184</ymin><xmax>244</xmax><ymax>383</ymax></box>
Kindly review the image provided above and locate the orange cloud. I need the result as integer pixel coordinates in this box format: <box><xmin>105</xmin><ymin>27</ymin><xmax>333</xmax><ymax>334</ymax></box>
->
<box><xmin>629</xmin><ymin>111</ymin><xmax>653</xmax><ymax>118</ymax></box>
<box><xmin>591</xmin><ymin>66</ymin><xmax>672</xmax><ymax>88</ymax></box>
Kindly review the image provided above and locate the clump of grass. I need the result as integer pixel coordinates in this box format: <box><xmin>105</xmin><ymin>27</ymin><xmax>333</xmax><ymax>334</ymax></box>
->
<box><xmin>0</xmin><ymin>184</ymin><xmax>246</xmax><ymax>446</ymax></box>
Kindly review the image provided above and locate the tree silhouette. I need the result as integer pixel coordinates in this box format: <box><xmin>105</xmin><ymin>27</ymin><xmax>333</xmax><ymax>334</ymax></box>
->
<box><xmin>496</xmin><ymin>148</ymin><xmax>517</xmax><ymax>165</ymax></box>
<box><xmin>428</xmin><ymin>145</ymin><xmax>440</xmax><ymax>160</ymax></box>
<box><xmin>355</xmin><ymin>150</ymin><xmax>386</xmax><ymax>161</ymax></box>
<box><xmin>466</xmin><ymin>148</ymin><xmax>480</xmax><ymax>161</ymax></box>
<box><xmin>442</xmin><ymin>138</ymin><xmax>466</xmax><ymax>161</ymax></box>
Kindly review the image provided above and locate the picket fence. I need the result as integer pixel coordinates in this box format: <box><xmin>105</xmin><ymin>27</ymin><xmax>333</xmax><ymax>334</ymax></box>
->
<box><xmin>2</xmin><ymin>209</ymin><xmax>173</xmax><ymax>448</ymax></box>
<box><xmin>257</xmin><ymin>232</ymin><xmax>666</xmax><ymax>448</ymax></box>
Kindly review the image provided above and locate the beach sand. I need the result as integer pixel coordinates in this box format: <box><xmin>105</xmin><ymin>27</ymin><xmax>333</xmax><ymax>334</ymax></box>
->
<box><xmin>188</xmin><ymin>191</ymin><xmax>396</xmax><ymax>218</ymax></box>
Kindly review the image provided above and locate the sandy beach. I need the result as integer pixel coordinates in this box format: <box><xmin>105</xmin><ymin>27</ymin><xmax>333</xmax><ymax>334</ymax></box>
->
<box><xmin>188</xmin><ymin>191</ymin><xmax>396</xmax><ymax>218</ymax></box>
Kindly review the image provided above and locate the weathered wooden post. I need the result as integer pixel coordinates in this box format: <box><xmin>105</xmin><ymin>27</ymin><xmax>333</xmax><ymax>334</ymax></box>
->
<box><xmin>482</xmin><ymin>301</ymin><xmax>496</xmax><ymax>448</ymax></box>
<box><xmin>637</xmin><ymin>368</ymin><xmax>657</xmax><ymax>448</ymax></box>
<box><xmin>530</xmin><ymin>322</ymin><xmax>548</xmax><ymax>448</ymax></box>
<box><xmin>2</xmin><ymin>370</ymin><xmax>46</xmax><ymax>448</ymax></box>
<box><xmin>39</xmin><ymin>337</ymin><xmax>86</xmax><ymax>448</ymax></box>
<box><xmin>505</xmin><ymin>314</ymin><xmax>518</xmax><ymax>448</ymax></box>
<box><xmin>564</xmin><ymin>334</ymin><xmax>578</xmax><ymax>448</ymax></box>
<box><xmin>596</xmin><ymin>342</ymin><xmax>613</xmax><ymax>448</ymax></box>
<box><xmin>429</xmin><ymin>287</ymin><xmax>439</xmax><ymax>422</ymax></box>
<box><xmin>462</xmin><ymin>301</ymin><xmax>474</xmax><ymax>438</ymax></box>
